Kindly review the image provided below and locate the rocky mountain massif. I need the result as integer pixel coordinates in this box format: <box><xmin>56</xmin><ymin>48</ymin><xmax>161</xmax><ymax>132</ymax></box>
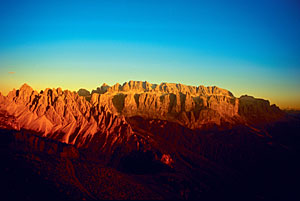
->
<box><xmin>0</xmin><ymin>81</ymin><xmax>299</xmax><ymax>200</ymax></box>
<box><xmin>90</xmin><ymin>81</ymin><xmax>284</xmax><ymax>128</ymax></box>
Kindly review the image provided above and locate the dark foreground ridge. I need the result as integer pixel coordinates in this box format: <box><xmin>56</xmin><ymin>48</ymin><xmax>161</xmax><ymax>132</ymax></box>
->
<box><xmin>1</xmin><ymin>119</ymin><xmax>300</xmax><ymax>200</ymax></box>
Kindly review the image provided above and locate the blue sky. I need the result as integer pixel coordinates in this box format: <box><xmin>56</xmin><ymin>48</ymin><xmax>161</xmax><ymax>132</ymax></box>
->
<box><xmin>0</xmin><ymin>0</ymin><xmax>300</xmax><ymax>108</ymax></box>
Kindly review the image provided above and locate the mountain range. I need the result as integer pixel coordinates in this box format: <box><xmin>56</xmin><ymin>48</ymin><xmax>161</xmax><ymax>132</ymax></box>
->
<box><xmin>0</xmin><ymin>81</ymin><xmax>299</xmax><ymax>200</ymax></box>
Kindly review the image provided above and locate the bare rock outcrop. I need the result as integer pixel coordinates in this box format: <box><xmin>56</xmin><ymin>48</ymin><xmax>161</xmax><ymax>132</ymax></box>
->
<box><xmin>91</xmin><ymin>81</ymin><xmax>239</xmax><ymax>128</ymax></box>
<box><xmin>238</xmin><ymin>95</ymin><xmax>284</xmax><ymax>125</ymax></box>
<box><xmin>89</xmin><ymin>81</ymin><xmax>284</xmax><ymax>128</ymax></box>
<box><xmin>0</xmin><ymin>92</ymin><xmax>4</xmax><ymax>104</ymax></box>
<box><xmin>0</xmin><ymin>84</ymin><xmax>135</xmax><ymax>150</ymax></box>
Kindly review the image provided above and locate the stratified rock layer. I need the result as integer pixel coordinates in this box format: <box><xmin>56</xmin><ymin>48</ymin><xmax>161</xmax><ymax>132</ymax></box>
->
<box><xmin>89</xmin><ymin>81</ymin><xmax>284</xmax><ymax>128</ymax></box>
<box><xmin>238</xmin><ymin>95</ymin><xmax>284</xmax><ymax>125</ymax></box>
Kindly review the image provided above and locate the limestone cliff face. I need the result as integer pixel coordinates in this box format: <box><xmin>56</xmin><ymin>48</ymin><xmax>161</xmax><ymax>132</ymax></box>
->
<box><xmin>90</xmin><ymin>81</ymin><xmax>239</xmax><ymax>128</ymax></box>
<box><xmin>238</xmin><ymin>95</ymin><xmax>284</xmax><ymax>125</ymax></box>
<box><xmin>88</xmin><ymin>81</ymin><xmax>284</xmax><ymax>128</ymax></box>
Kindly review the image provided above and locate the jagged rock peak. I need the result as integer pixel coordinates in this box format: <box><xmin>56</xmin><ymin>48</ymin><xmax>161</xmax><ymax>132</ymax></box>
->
<box><xmin>0</xmin><ymin>83</ymin><xmax>136</xmax><ymax>149</ymax></box>
<box><xmin>19</xmin><ymin>83</ymin><xmax>33</xmax><ymax>91</ymax></box>
<box><xmin>0</xmin><ymin>92</ymin><xmax>4</xmax><ymax>103</ymax></box>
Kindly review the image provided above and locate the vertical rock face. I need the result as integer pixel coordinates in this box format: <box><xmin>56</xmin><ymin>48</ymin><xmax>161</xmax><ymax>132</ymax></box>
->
<box><xmin>89</xmin><ymin>81</ymin><xmax>283</xmax><ymax>128</ymax></box>
<box><xmin>238</xmin><ymin>95</ymin><xmax>284</xmax><ymax>124</ymax></box>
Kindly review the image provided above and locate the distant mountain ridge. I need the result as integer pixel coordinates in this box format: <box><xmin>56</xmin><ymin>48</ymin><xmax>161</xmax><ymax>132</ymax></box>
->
<box><xmin>0</xmin><ymin>81</ymin><xmax>284</xmax><ymax>134</ymax></box>
<box><xmin>88</xmin><ymin>81</ymin><xmax>284</xmax><ymax>128</ymax></box>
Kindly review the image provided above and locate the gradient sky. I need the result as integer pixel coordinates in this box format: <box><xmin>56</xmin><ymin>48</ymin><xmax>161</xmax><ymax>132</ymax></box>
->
<box><xmin>0</xmin><ymin>0</ymin><xmax>300</xmax><ymax>109</ymax></box>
